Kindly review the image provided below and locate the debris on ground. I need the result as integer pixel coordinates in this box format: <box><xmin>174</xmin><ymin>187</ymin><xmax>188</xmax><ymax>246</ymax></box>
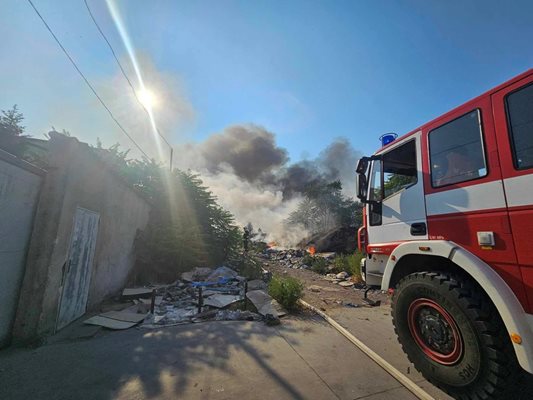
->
<box><xmin>214</xmin><ymin>310</ymin><xmax>261</xmax><ymax>321</ymax></box>
<box><xmin>84</xmin><ymin>310</ymin><xmax>148</xmax><ymax>330</ymax></box>
<box><xmin>94</xmin><ymin>265</ymin><xmax>278</xmax><ymax>330</ymax></box>
<box><xmin>181</xmin><ymin>267</ymin><xmax>213</xmax><ymax>282</ymax></box>
<box><xmin>206</xmin><ymin>266</ymin><xmax>240</xmax><ymax>282</ymax></box>
<box><xmin>246</xmin><ymin>289</ymin><xmax>287</xmax><ymax>318</ymax></box>
<box><xmin>344</xmin><ymin>302</ymin><xmax>360</xmax><ymax>308</ymax></box>
<box><xmin>262</xmin><ymin>248</ymin><xmax>363</xmax><ymax>288</ymax></box>
<box><xmin>203</xmin><ymin>294</ymin><xmax>242</xmax><ymax>308</ymax></box>
<box><xmin>264</xmin><ymin>249</ymin><xmax>388</xmax><ymax>312</ymax></box>
<box><xmin>247</xmin><ymin>279</ymin><xmax>268</xmax><ymax>291</ymax></box>
<box><xmin>121</xmin><ymin>287</ymin><xmax>153</xmax><ymax>299</ymax></box>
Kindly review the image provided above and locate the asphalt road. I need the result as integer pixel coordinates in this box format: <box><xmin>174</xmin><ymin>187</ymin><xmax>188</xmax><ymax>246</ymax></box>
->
<box><xmin>0</xmin><ymin>314</ymin><xmax>419</xmax><ymax>400</ymax></box>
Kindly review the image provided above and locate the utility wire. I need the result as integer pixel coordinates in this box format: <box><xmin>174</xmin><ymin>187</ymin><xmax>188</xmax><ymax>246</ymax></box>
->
<box><xmin>26</xmin><ymin>0</ymin><xmax>150</xmax><ymax>159</ymax></box>
<box><xmin>84</xmin><ymin>0</ymin><xmax>172</xmax><ymax>148</ymax></box>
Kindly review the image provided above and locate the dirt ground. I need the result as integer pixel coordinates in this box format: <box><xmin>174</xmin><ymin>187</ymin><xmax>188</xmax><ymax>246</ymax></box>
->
<box><xmin>264</xmin><ymin>259</ymin><xmax>389</xmax><ymax>312</ymax></box>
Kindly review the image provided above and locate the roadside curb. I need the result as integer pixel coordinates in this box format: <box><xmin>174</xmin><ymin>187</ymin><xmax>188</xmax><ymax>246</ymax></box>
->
<box><xmin>298</xmin><ymin>299</ymin><xmax>435</xmax><ymax>400</ymax></box>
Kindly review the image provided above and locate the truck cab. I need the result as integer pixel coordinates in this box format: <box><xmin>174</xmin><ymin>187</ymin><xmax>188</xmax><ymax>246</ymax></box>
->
<box><xmin>356</xmin><ymin>69</ymin><xmax>533</xmax><ymax>399</ymax></box>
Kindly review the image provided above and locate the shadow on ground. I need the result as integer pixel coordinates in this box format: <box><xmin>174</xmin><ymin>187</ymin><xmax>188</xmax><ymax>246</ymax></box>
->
<box><xmin>0</xmin><ymin>315</ymin><xmax>328</xmax><ymax>400</ymax></box>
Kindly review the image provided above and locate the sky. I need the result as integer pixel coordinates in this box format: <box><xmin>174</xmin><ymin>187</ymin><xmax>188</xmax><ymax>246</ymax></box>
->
<box><xmin>1</xmin><ymin>0</ymin><xmax>532</xmax><ymax>164</ymax></box>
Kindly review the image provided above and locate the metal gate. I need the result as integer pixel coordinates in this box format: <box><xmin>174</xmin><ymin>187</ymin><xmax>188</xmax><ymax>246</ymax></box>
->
<box><xmin>56</xmin><ymin>207</ymin><xmax>100</xmax><ymax>330</ymax></box>
<box><xmin>0</xmin><ymin>152</ymin><xmax>43</xmax><ymax>347</ymax></box>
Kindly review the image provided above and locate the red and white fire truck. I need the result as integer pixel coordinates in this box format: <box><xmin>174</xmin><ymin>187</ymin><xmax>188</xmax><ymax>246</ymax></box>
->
<box><xmin>356</xmin><ymin>69</ymin><xmax>533</xmax><ymax>399</ymax></box>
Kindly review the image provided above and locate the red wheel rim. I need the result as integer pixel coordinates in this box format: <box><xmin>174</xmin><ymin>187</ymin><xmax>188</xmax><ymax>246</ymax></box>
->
<box><xmin>407</xmin><ymin>298</ymin><xmax>463</xmax><ymax>365</ymax></box>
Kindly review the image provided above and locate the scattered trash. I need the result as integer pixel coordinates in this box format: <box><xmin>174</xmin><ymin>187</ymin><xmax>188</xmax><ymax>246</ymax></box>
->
<box><xmin>139</xmin><ymin>296</ymin><xmax>163</xmax><ymax>306</ymax></box>
<box><xmin>108</xmin><ymin>265</ymin><xmax>271</xmax><ymax>330</ymax></box>
<box><xmin>336</xmin><ymin>271</ymin><xmax>349</xmax><ymax>280</ymax></box>
<box><xmin>338</xmin><ymin>281</ymin><xmax>354</xmax><ymax>287</ymax></box>
<box><xmin>344</xmin><ymin>302</ymin><xmax>360</xmax><ymax>308</ymax></box>
<box><xmin>84</xmin><ymin>310</ymin><xmax>147</xmax><ymax>330</ymax></box>
<box><xmin>215</xmin><ymin>310</ymin><xmax>259</xmax><ymax>321</ymax></box>
<box><xmin>308</xmin><ymin>285</ymin><xmax>322</xmax><ymax>292</ymax></box>
<box><xmin>207</xmin><ymin>266</ymin><xmax>240</xmax><ymax>282</ymax></box>
<box><xmin>122</xmin><ymin>288</ymin><xmax>153</xmax><ymax>299</ymax></box>
<box><xmin>203</xmin><ymin>294</ymin><xmax>242</xmax><ymax>308</ymax></box>
<box><xmin>247</xmin><ymin>279</ymin><xmax>267</xmax><ymax>291</ymax></box>
<box><xmin>263</xmin><ymin>248</ymin><xmax>336</xmax><ymax>270</ymax></box>
<box><xmin>181</xmin><ymin>267</ymin><xmax>213</xmax><ymax>282</ymax></box>
<box><xmin>246</xmin><ymin>289</ymin><xmax>287</xmax><ymax>318</ymax></box>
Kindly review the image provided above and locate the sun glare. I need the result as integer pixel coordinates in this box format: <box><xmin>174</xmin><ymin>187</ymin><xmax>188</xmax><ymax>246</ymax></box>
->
<box><xmin>137</xmin><ymin>88</ymin><xmax>157</xmax><ymax>109</ymax></box>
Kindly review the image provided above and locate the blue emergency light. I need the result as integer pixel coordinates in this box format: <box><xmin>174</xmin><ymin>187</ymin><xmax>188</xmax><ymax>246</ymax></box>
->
<box><xmin>379</xmin><ymin>133</ymin><xmax>398</xmax><ymax>146</ymax></box>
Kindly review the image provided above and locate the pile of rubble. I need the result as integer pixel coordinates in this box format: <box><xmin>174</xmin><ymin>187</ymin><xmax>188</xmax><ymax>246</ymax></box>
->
<box><xmin>260</xmin><ymin>248</ymin><xmax>308</xmax><ymax>269</ymax></box>
<box><xmin>262</xmin><ymin>248</ymin><xmax>363</xmax><ymax>288</ymax></box>
<box><xmin>261</xmin><ymin>248</ymin><xmax>335</xmax><ymax>270</ymax></box>
<box><xmin>85</xmin><ymin>266</ymin><xmax>287</xmax><ymax>330</ymax></box>
<box><xmin>323</xmin><ymin>271</ymin><xmax>364</xmax><ymax>288</ymax></box>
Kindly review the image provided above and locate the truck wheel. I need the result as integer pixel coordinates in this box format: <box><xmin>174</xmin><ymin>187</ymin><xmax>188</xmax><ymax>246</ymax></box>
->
<box><xmin>391</xmin><ymin>271</ymin><xmax>521</xmax><ymax>399</ymax></box>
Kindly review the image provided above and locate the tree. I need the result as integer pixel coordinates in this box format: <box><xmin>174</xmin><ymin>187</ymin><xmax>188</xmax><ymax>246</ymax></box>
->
<box><xmin>0</xmin><ymin>105</ymin><xmax>28</xmax><ymax>155</ymax></box>
<box><xmin>93</xmin><ymin>143</ymin><xmax>242</xmax><ymax>283</ymax></box>
<box><xmin>0</xmin><ymin>105</ymin><xmax>25</xmax><ymax>137</ymax></box>
<box><xmin>288</xmin><ymin>180</ymin><xmax>362</xmax><ymax>234</ymax></box>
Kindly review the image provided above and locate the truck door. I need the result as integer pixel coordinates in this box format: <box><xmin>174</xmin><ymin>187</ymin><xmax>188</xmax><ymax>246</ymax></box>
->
<box><xmin>367</xmin><ymin>132</ymin><xmax>427</xmax><ymax>247</ymax></box>
<box><xmin>492</xmin><ymin>72</ymin><xmax>533</xmax><ymax>313</ymax></box>
<box><xmin>423</xmin><ymin>95</ymin><xmax>528</xmax><ymax>310</ymax></box>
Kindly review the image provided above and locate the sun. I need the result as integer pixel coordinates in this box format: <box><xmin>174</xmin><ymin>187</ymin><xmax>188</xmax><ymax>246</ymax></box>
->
<box><xmin>137</xmin><ymin>88</ymin><xmax>158</xmax><ymax>109</ymax></box>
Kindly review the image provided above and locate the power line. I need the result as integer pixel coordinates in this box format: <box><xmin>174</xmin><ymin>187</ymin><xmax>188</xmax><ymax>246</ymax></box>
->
<box><xmin>26</xmin><ymin>0</ymin><xmax>150</xmax><ymax>159</ymax></box>
<box><xmin>83</xmin><ymin>0</ymin><xmax>172</xmax><ymax>149</ymax></box>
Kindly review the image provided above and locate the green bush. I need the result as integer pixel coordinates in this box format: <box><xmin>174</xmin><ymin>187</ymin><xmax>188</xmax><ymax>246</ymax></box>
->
<box><xmin>330</xmin><ymin>252</ymin><xmax>364</xmax><ymax>281</ymax></box>
<box><xmin>310</xmin><ymin>256</ymin><xmax>328</xmax><ymax>274</ymax></box>
<box><xmin>232</xmin><ymin>253</ymin><xmax>263</xmax><ymax>280</ymax></box>
<box><xmin>301</xmin><ymin>254</ymin><xmax>314</xmax><ymax>266</ymax></box>
<box><xmin>268</xmin><ymin>275</ymin><xmax>304</xmax><ymax>311</ymax></box>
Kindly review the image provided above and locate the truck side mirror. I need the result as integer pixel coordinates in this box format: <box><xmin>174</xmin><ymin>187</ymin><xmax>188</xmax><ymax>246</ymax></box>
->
<box><xmin>356</xmin><ymin>155</ymin><xmax>382</xmax><ymax>203</ymax></box>
<box><xmin>356</xmin><ymin>173</ymin><xmax>368</xmax><ymax>202</ymax></box>
<box><xmin>356</xmin><ymin>157</ymin><xmax>369</xmax><ymax>174</ymax></box>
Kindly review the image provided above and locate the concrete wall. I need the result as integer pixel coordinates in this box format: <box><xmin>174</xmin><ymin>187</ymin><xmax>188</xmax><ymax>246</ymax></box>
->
<box><xmin>13</xmin><ymin>135</ymin><xmax>151</xmax><ymax>343</ymax></box>
<box><xmin>0</xmin><ymin>150</ymin><xmax>44</xmax><ymax>347</ymax></box>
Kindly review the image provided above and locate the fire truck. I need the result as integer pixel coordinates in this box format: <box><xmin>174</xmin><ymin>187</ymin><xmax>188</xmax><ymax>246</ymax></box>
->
<box><xmin>356</xmin><ymin>69</ymin><xmax>533</xmax><ymax>399</ymax></box>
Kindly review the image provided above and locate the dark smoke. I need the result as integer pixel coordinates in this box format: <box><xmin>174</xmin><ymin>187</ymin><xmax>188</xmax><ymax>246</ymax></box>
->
<box><xmin>316</xmin><ymin>138</ymin><xmax>362</xmax><ymax>197</ymax></box>
<box><xmin>277</xmin><ymin>138</ymin><xmax>362</xmax><ymax>199</ymax></box>
<box><xmin>175</xmin><ymin>125</ymin><xmax>362</xmax><ymax>244</ymax></box>
<box><xmin>197</xmin><ymin>124</ymin><xmax>288</xmax><ymax>182</ymax></box>
<box><xmin>179</xmin><ymin>125</ymin><xmax>362</xmax><ymax>199</ymax></box>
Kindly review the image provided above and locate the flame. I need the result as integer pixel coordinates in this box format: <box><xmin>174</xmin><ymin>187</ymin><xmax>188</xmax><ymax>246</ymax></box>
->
<box><xmin>308</xmin><ymin>245</ymin><xmax>316</xmax><ymax>255</ymax></box>
<box><xmin>267</xmin><ymin>241</ymin><xmax>278</xmax><ymax>248</ymax></box>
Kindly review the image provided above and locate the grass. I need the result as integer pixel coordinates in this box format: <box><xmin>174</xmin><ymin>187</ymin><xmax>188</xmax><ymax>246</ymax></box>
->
<box><xmin>301</xmin><ymin>254</ymin><xmax>329</xmax><ymax>274</ymax></box>
<box><xmin>302</xmin><ymin>251</ymin><xmax>364</xmax><ymax>280</ymax></box>
<box><xmin>268</xmin><ymin>275</ymin><xmax>304</xmax><ymax>311</ymax></box>
<box><xmin>330</xmin><ymin>251</ymin><xmax>364</xmax><ymax>281</ymax></box>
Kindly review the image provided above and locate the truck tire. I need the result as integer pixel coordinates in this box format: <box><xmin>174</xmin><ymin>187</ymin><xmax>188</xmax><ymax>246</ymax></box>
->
<box><xmin>391</xmin><ymin>271</ymin><xmax>521</xmax><ymax>399</ymax></box>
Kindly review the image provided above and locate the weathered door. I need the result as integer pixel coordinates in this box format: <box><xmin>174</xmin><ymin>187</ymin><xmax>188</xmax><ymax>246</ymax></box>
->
<box><xmin>57</xmin><ymin>207</ymin><xmax>99</xmax><ymax>330</ymax></box>
<box><xmin>0</xmin><ymin>153</ymin><xmax>43</xmax><ymax>347</ymax></box>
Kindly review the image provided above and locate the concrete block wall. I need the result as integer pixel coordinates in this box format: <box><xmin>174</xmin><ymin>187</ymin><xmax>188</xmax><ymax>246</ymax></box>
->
<box><xmin>13</xmin><ymin>135</ymin><xmax>151</xmax><ymax>343</ymax></box>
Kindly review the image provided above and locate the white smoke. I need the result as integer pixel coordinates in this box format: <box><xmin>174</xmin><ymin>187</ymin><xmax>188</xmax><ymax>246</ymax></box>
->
<box><xmin>199</xmin><ymin>167</ymin><xmax>307</xmax><ymax>246</ymax></box>
<box><xmin>174</xmin><ymin>125</ymin><xmax>361</xmax><ymax>246</ymax></box>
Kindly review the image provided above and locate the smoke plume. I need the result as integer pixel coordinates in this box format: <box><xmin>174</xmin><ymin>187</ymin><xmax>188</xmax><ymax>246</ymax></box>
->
<box><xmin>176</xmin><ymin>124</ymin><xmax>362</xmax><ymax>245</ymax></box>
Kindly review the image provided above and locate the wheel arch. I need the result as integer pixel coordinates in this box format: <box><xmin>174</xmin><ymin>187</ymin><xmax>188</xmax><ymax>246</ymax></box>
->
<box><xmin>382</xmin><ymin>240</ymin><xmax>533</xmax><ymax>374</ymax></box>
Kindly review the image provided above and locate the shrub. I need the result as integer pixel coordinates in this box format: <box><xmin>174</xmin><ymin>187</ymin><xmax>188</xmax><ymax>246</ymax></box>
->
<box><xmin>232</xmin><ymin>253</ymin><xmax>263</xmax><ymax>280</ymax></box>
<box><xmin>268</xmin><ymin>275</ymin><xmax>304</xmax><ymax>311</ymax></box>
<box><xmin>330</xmin><ymin>252</ymin><xmax>364</xmax><ymax>281</ymax></box>
<box><xmin>301</xmin><ymin>254</ymin><xmax>314</xmax><ymax>266</ymax></box>
<box><xmin>310</xmin><ymin>256</ymin><xmax>328</xmax><ymax>274</ymax></box>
